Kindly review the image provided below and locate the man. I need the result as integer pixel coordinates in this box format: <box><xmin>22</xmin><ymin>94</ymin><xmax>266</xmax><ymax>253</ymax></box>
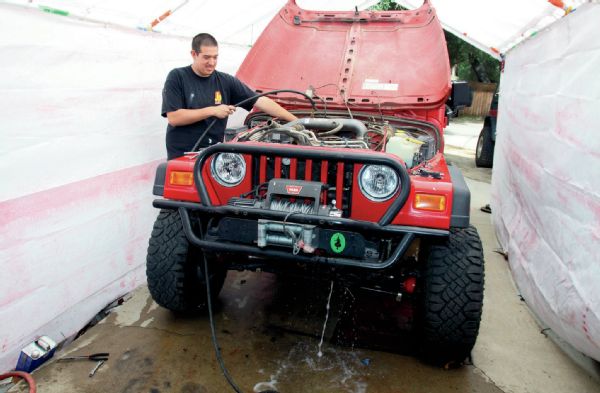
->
<box><xmin>162</xmin><ymin>33</ymin><xmax>297</xmax><ymax>159</ymax></box>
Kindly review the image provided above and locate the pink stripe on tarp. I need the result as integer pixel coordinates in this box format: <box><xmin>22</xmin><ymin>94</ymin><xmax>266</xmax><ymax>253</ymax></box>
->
<box><xmin>0</xmin><ymin>160</ymin><xmax>162</xmax><ymax>232</ymax></box>
<box><xmin>0</xmin><ymin>160</ymin><xmax>162</xmax><ymax>307</ymax></box>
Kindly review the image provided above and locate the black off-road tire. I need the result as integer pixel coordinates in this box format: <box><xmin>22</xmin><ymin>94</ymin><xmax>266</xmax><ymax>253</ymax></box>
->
<box><xmin>146</xmin><ymin>209</ymin><xmax>226</xmax><ymax>314</ymax></box>
<box><xmin>420</xmin><ymin>225</ymin><xmax>484</xmax><ymax>367</ymax></box>
<box><xmin>475</xmin><ymin>126</ymin><xmax>494</xmax><ymax>168</ymax></box>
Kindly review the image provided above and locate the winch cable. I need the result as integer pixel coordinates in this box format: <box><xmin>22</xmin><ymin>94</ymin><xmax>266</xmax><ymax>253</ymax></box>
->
<box><xmin>198</xmin><ymin>224</ymin><xmax>245</xmax><ymax>393</ymax></box>
<box><xmin>191</xmin><ymin>89</ymin><xmax>317</xmax><ymax>152</ymax></box>
<box><xmin>282</xmin><ymin>211</ymin><xmax>303</xmax><ymax>255</ymax></box>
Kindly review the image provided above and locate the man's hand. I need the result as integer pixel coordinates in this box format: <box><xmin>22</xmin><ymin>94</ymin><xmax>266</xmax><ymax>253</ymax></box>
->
<box><xmin>212</xmin><ymin>105</ymin><xmax>236</xmax><ymax>119</ymax></box>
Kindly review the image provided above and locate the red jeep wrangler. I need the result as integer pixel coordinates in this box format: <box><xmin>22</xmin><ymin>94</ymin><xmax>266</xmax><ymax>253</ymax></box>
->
<box><xmin>147</xmin><ymin>0</ymin><xmax>484</xmax><ymax>366</ymax></box>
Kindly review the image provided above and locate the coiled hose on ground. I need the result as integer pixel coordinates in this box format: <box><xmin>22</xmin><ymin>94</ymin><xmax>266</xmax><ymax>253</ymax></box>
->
<box><xmin>0</xmin><ymin>371</ymin><xmax>36</xmax><ymax>393</ymax></box>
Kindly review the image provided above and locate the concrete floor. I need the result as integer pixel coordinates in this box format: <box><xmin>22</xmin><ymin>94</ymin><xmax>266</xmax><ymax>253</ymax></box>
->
<box><xmin>9</xmin><ymin>119</ymin><xmax>600</xmax><ymax>393</ymax></box>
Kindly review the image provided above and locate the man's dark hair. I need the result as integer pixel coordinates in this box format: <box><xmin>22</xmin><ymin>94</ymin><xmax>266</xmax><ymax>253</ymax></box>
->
<box><xmin>192</xmin><ymin>33</ymin><xmax>218</xmax><ymax>53</ymax></box>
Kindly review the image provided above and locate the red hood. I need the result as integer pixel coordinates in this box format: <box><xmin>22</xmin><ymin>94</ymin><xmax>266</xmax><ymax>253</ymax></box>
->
<box><xmin>237</xmin><ymin>0</ymin><xmax>451</xmax><ymax>111</ymax></box>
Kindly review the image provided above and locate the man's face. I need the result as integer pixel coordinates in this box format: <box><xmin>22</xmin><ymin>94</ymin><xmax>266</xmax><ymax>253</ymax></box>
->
<box><xmin>191</xmin><ymin>45</ymin><xmax>218</xmax><ymax>77</ymax></box>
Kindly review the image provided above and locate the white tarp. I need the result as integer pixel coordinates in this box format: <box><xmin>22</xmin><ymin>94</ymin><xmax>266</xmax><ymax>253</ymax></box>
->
<box><xmin>398</xmin><ymin>0</ymin><xmax>588</xmax><ymax>58</ymax></box>
<box><xmin>11</xmin><ymin>0</ymin><xmax>587</xmax><ymax>58</ymax></box>
<box><xmin>0</xmin><ymin>4</ymin><xmax>174</xmax><ymax>372</ymax></box>
<box><xmin>3</xmin><ymin>0</ymin><xmax>379</xmax><ymax>46</ymax></box>
<box><xmin>492</xmin><ymin>3</ymin><xmax>600</xmax><ymax>361</ymax></box>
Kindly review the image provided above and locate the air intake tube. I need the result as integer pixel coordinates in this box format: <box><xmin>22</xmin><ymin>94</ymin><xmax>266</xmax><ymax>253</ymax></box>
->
<box><xmin>284</xmin><ymin>118</ymin><xmax>368</xmax><ymax>140</ymax></box>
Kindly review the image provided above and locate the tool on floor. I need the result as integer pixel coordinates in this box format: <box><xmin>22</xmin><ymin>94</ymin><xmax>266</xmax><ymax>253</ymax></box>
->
<box><xmin>59</xmin><ymin>353</ymin><xmax>109</xmax><ymax>362</ymax></box>
<box><xmin>88</xmin><ymin>360</ymin><xmax>105</xmax><ymax>378</ymax></box>
<box><xmin>58</xmin><ymin>353</ymin><xmax>109</xmax><ymax>378</ymax></box>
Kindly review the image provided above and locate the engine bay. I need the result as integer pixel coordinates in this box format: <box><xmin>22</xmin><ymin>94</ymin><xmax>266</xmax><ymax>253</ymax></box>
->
<box><xmin>235</xmin><ymin>113</ymin><xmax>439</xmax><ymax>168</ymax></box>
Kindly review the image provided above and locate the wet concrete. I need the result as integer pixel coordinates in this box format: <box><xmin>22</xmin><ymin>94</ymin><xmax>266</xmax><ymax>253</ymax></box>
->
<box><xmin>11</xmin><ymin>274</ymin><xmax>504</xmax><ymax>393</ymax></box>
<box><xmin>9</xmin><ymin>119</ymin><xmax>600</xmax><ymax>393</ymax></box>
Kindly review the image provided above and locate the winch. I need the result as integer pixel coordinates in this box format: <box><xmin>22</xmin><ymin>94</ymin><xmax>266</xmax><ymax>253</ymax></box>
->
<box><xmin>227</xmin><ymin>178</ymin><xmax>342</xmax><ymax>218</ymax></box>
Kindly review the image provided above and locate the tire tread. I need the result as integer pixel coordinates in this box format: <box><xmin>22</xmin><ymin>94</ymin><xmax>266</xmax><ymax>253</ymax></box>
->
<box><xmin>146</xmin><ymin>209</ymin><xmax>225</xmax><ymax>313</ymax></box>
<box><xmin>421</xmin><ymin>225</ymin><xmax>485</xmax><ymax>366</ymax></box>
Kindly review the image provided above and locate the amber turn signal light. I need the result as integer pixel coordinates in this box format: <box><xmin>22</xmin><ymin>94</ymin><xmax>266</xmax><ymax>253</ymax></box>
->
<box><xmin>170</xmin><ymin>171</ymin><xmax>194</xmax><ymax>186</ymax></box>
<box><xmin>414</xmin><ymin>194</ymin><xmax>446</xmax><ymax>211</ymax></box>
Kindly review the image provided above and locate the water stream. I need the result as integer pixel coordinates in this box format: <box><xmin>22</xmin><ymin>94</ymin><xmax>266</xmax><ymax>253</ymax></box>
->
<box><xmin>317</xmin><ymin>280</ymin><xmax>335</xmax><ymax>357</ymax></box>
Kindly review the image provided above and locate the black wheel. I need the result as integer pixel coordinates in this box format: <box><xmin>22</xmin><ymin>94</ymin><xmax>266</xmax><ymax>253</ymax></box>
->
<box><xmin>146</xmin><ymin>209</ymin><xmax>226</xmax><ymax>313</ymax></box>
<box><xmin>420</xmin><ymin>225</ymin><xmax>484</xmax><ymax>367</ymax></box>
<box><xmin>475</xmin><ymin>126</ymin><xmax>494</xmax><ymax>167</ymax></box>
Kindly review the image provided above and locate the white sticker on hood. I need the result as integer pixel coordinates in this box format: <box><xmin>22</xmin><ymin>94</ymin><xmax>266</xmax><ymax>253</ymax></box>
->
<box><xmin>362</xmin><ymin>79</ymin><xmax>398</xmax><ymax>91</ymax></box>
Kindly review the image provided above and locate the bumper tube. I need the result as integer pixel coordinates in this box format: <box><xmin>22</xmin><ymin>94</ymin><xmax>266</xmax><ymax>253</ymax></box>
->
<box><xmin>153</xmin><ymin>199</ymin><xmax>449</xmax><ymax>238</ymax></box>
<box><xmin>177</xmin><ymin>207</ymin><xmax>416</xmax><ymax>270</ymax></box>
<box><xmin>193</xmin><ymin>143</ymin><xmax>412</xmax><ymax>226</ymax></box>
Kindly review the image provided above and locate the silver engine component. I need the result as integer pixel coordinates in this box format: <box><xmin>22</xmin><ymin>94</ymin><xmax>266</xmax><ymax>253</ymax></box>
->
<box><xmin>239</xmin><ymin>118</ymin><xmax>369</xmax><ymax>149</ymax></box>
<box><xmin>285</xmin><ymin>118</ymin><xmax>368</xmax><ymax>139</ymax></box>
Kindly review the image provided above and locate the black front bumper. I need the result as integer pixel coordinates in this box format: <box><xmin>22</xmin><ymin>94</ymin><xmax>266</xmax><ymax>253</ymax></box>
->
<box><xmin>157</xmin><ymin>143</ymin><xmax>449</xmax><ymax>270</ymax></box>
<box><xmin>153</xmin><ymin>199</ymin><xmax>448</xmax><ymax>270</ymax></box>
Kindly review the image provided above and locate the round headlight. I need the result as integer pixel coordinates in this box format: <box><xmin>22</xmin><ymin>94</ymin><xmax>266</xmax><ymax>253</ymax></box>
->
<box><xmin>358</xmin><ymin>165</ymin><xmax>399</xmax><ymax>202</ymax></box>
<box><xmin>211</xmin><ymin>153</ymin><xmax>246</xmax><ymax>187</ymax></box>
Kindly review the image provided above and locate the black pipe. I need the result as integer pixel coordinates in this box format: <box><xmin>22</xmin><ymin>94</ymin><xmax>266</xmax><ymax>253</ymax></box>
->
<box><xmin>154</xmin><ymin>199</ymin><xmax>449</xmax><ymax>237</ymax></box>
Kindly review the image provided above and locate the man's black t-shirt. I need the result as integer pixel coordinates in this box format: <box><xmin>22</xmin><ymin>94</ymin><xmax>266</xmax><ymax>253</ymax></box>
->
<box><xmin>161</xmin><ymin>66</ymin><xmax>257</xmax><ymax>159</ymax></box>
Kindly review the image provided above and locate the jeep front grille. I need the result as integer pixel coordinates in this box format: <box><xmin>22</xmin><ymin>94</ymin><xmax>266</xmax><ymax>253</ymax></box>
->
<box><xmin>251</xmin><ymin>156</ymin><xmax>354</xmax><ymax>217</ymax></box>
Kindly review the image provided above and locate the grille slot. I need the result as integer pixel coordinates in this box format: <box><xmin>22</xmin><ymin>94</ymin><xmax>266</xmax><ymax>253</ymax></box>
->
<box><xmin>251</xmin><ymin>155</ymin><xmax>354</xmax><ymax>217</ymax></box>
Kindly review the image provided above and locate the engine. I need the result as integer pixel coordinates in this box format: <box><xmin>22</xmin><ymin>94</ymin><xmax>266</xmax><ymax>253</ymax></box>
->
<box><xmin>235</xmin><ymin>116</ymin><xmax>436</xmax><ymax>168</ymax></box>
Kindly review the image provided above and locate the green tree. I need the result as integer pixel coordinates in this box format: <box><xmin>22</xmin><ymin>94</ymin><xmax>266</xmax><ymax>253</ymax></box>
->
<box><xmin>370</xmin><ymin>0</ymin><xmax>406</xmax><ymax>11</ymax></box>
<box><xmin>445</xmin><ymin>31</ymin><xmax>500</xmax><ymax>83</ymax></box>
